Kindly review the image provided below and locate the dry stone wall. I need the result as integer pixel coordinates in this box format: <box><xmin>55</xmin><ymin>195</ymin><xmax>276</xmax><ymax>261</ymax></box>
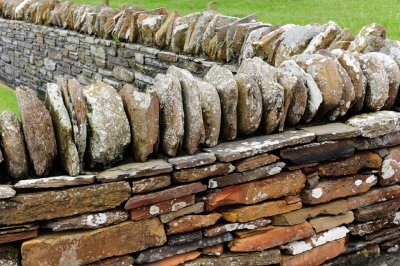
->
<box><xmin>2</xmin><ymin>1</ymin><xmax>400</xmax><ymax>265</ymax></box>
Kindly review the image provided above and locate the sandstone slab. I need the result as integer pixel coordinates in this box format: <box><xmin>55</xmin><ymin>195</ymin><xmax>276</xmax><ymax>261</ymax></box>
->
<box><xmin>168</xmin><ymin>153</ymin><xmax>216</xmax><ymax>170</ymax></box>
<box><xmin>280</xmin><ymin>140</ymin><xmax>355</xmax><ymax>165</ymax></box>
<box><xmin>59</xmin><ymin>78</ymin><xmax>87</xmax><ymax>169</ymax></box>
<box><xmin>228</xmin><ymin>222</ymin><xmax>315</xmax><ymax>252</ymax></box>
<box><xmin>273</xmin><ymin>200</ymin><xmax>350</xmax><ymax>225</ymax></box>
<box><xmin>145</xmin><ymin>251</ymin><xmax>200</xmax><ymax>266</ymax></box>
<box><xmin>173</xmin><ymin>162</ymin><xmax>234</xmax><ymax>183</ymax></box>
<box><xmin>167</xmin><ymin>230</ymin><xmax>203</xmax><ymax>246</ymax></box>
<box><xmin>197</xmin><ymin>80</ymin><xmax>221</xmax><ymax>147</ymax></box>
<box><xmin>222</xmin><ymin>200</ymin><xmax>302</xmax><ymax>223</ymax></box>
<box><xmin>346</xmin><ymin>185</ymin><xmax>400</xmax><ymax>209</ymax></box>
<box><xmin>160</xmin><ymin>202</ymin><xmax>205</xmax><ymax>223</ymax></box>
<box><xmin>0</xmin><ymin>229</ymin><xmax>38</xmax><ymax>245</ymax></box>
<box><xmin>202</xmin><ymin>244</ymin><xmax>224</xmax><ymax>256</ymax></box>
<box><xmin>125</xmin><ymin>182</ymin><xmax>206</xmax><ymax>210</ymax></box>
<box><xmin>234</xmin><ymin>153</ymin><xmax>279</xmax><ymax>172</ymax></box>
<box><xmin>380</xmin><ymin>146</ymin><xmax>400</xmax><ymax>185</ymax></box>
<box><xmin>349</xmin><ymin>212</ymin><xmax>400</xmax><ymax>236</ymax></box>
<box><xmin>354</xmin><ymin>198</ymin><xmax>400</xmax><ymax>222</ymax></box>
<box><xmin>131</xmin><ymin>175</ymin><xmax>171</xmax><ymax>194</ymax></box>
<box><xmin>204</xmin><ymin>130</ymin><xmax>315</xmax><ymax>162</ymax></box>
<box><xmin>347</xmin><ymin>111</ymin><xmax>400</xmax><ymax>138</ymax></box>
<box><xmin>355</xmin><ymin>131</ymin><xmax>400</xmax><ymax>150</ymax></box>
<box><xmin>14</xmin><ymin>175</ymin><xmax>95</xmax><ymax>189</ymax></box>
<box><xmin>167</xmin><ymin>66</ymin><xmax>205</xmax><ymax>155</ymax></box>
<box><xmin>203</xmin><ymin>218</ymin><xmax>270</xmax><ymax>237</ymax></box>
<box><xmin>302</xmin><ymin>174</ymin><xmax>377</xmax><ymax>204</ymax></box>
<box><xmin>184</xmin><ymin>249</ymin><xmax>281</xmax><ymax>266</ymax></box>
<box><xmin>97</xmin><ymin>159</ymin><xmax>172</xmax><ymax>183</ymax></box>
<box><xmin>204</xmin><ymin>65</ymin><xmax>238</xmax><ymax>140</ymax></box>
<box><xmin>83</xmin><ymin>81</ymin><xmax>130</xmax><ymax>169</ymax></box>
<box><xmin>0</xmin><ymin>181</ymin><xmax>130</xmax><ymax>225</ymax></box>
<box><xmin>348</xmin><ymin>23</ymin><xmax>386</xmax><ymax>53</ymax></box>
<box><xmin>136</xmin><ymin>232</ymin><xmax>232</xmax><ymax>264</ymax></box>
<box><xmin>281</xmin><ymin>226</ymin><xmax>349</xmax><ymax>255</ymax></box>
<box><xmin>206</xmin><ymin>170</ymin><xmax>306</xmax><ymax>211</ymax></box>
<box><xmin>16</xmin><ymin>87</ymin><xmax>57</xmax><ymax>177</ymax></box>
<box><xmin>87</xmin><ymin>255</ymin><xmax>135</xmax><ymax>266</ymax></box>
<box><xmin>281</xmin><ymin>237</ymin><xmax>346</xmax><ymax>266</ymax></box>
<box><xmin>166</xmin><ymin>213</ymin><xmax>221</xmax><ymax>235</ymax></box>
<box><xmin>318</xmin><ymin>151</ymin><xmax>382</xmax><ymax>177</ymax></box>
<box><xmin>42</xmin><ymin>210</ymin><xmax>129</xmax><ymax>231</ymax></box>
<box><xmin>208</xmin><ymin>161</ymin><xmax>285</xmax><ymax>188</ymax></box>
<box><xmin>130</xmin><ymin>195</ymin><xmax>195</xmax><ymax>221</ymax></box>
<box><xmin>119</xmin><ymin>84</ymin><xmax>159</xmax><ymax>162</ymax></box>
<box><xmin>0</xmin><ymin>111</ymin><xmax>28</xmax><ymax>179</ymax></box>
<box><xmin>309</xmin><ymin>211</ymin><xmax>354</xmax><ymax>233</ymax></box>
<box><xmin>0</xmin><ymin>185</ymin><xmax>15</xmax><ymax>199</ymax></box>
<box><xmin>152</xmin><ymin>74</ymin><xmax>184</xmax><ymax>157</ymax></box>
<box><xmin>302</xmin><ymin>123</ymin><xmax>360</xmax><ymax>142</ymax></box>
<box><xmin>21</xmin><ymin>218</ymin><xmax>166</xmax><ymax>266</ymax></box>
<box><xmin>235</xmin><ymin>73</ymin><xmax>262</xmax><ymax>135</ymax></box>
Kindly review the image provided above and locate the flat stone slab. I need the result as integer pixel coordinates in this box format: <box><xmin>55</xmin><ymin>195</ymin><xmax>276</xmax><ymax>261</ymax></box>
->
<box><xmin>167</xmin><ymin>153</ymin><xmax>216</xmax><ymax>170</ymax></box>
<box><xmin>167</xmin><ymin>230</ymin><xmax>203</xmax><ymax>246</ymax></box>
<box><xmin>208</xmin><ymin>161</ymin><xmax>285</xmax><ymax>188</ymax></box>
<box><xmin>301</xmin><ymin>123</ymin><xmax>360</xmax><ymax>141</ymax></box>
<box><xmin>131</xmin><ymin>175</ymin><xmax>171</xmax><ymax>194</ymax></box>
<box><xmin>0</xmin><ymin>185</ymin><xmax>16</xmax><ymax>199</ymax></box>
<box><xmin>184</xmin><ymin>249</ymin><xmax>281</xmax><ymax>266</ymax></box>
<box><xmin>160</xmin><ymin>202</ymin><xmax>205</xmax><ymax>224</ymax></box>
<box><xmin>0</xmin><ymin>229</ymin><xmax>38</xmax><ymax>245</ymax></box>
<box><xmin>204</xmin><ymin>130</ymin><xmax>315</xmax><ymax>162</ymax></box>
<box><xmin>203</xmin><ymin>219</ymin><xmax>271</xmax><ymax>237</ymax></box>
<box><xmin>280</xmin><ymin>140</ymin><xmax>355</xmax><ymax>165</ymax></box>
<box><xmin>42</xmin><ymin>210</ymin><xmax>129</xmax><ymax>231</ymax></box>
<box><xmin>0</xmin><ymin>182</ymin><xmax>131</xmax><ymax>225</ymax></box>
<box><xmin>14</xmin><ymin>175</ymin><xmax>95</xmax><ymax>189</ymax></box>
<box><xmin>346</xmin><ymin>111</ymin><xmax>400</xmax><ymax>138</ymax></box>
<box><xmin>97</xmin><ymin>159</ymin><xmax>173</xmax><ymax>183</ymax></box>
<box><xmin>136</xmin><ymin>232</ymin><xmax>233</xmax><ymax>264</ymax></box>
<box><xmin>124</xmin><ymin>182</ymin><xmax>207</xmax><ymax>210</ymax></box>
<box><xmin>21</xmin><ymin>219</ymin><xmax>166</xmax><ymax>266</ymax></box>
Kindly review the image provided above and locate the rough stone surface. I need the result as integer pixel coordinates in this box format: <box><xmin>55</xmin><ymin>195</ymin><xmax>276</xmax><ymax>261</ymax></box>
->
<box><xmin>309</xmin><ymin>211</ymin><xmax>354</xmax><ymax>232</ymax></box>
<box><xmin>184</xmin><ymin>249</ymin><xmax>281</xmax><ymax>266</ymax></box>
<box><xmin>124</xmin><ymin>182</ymin><xmax>207</xmax><ymax>210</ymax></box>
<box><xmin>59</xmin><ymin>78</ymin><xmax>87</xmax><ymax>169</ymax></box>
<box><xmin>168</xmin><ymin>153</ymin><xmax>216</xmax><ymax>170</ymax></box>
<box><xmin>96</xmin><ymin>159</ymin><xmax>172</xmax><ymax>183</ymax></box>
<box><xmin>203</xmin><ymin>218</ymin><xmax>271</xmax><ymax>237</ymax></box>
<box><xmin>228</xmin><ymin>222</ymin><xmax>315</xmax><ymax>251</ymax></box>
<box><xmin>318</xmin><ymin>151</ymin><xmax>382</xmax><ymax>177</ymax></box>
<box><xmin>0</xmin><ymin>111</ymin><xmax>28</xmax><ymax>179</ymax></box>
<box><xmin>160</xmin><ymin>202</ymin><xmax>205</xmax><ymax>224</ymax></box>
<box><xmin>235</xmin><ymin>73</ymin><xmax>262</xmax><ymax>135</ymax></box>
<box><xmin>119</xmin><ymin>84</ymin><xmax>159</xmax><ymax>162</ymax></box>
<box><xmin>238</xmin><ymin>57</ymin><xmax>284</xmax><ymax>134</ymax></box>
<box><xmin>0</xmin><ymin>185</ymin><xmax>16</xmax><ymax>199</ymax></box>
<box><xmin>21</xmin><ymin>218</ymin><xmax>166</xmax><ymax>266</ymax></box>
<box><xmin>346</xmin><ymin>111</ymin><xmax>400</xmax><ymax>138</ymax></box>
<box><xmin>221</xmin><ymin>199</ymin><xmax>302</xmax><ymax>223</ymax></box>
<box><xmin>14</xmin><ymin>175</ymin><xmax>95</xmax><ymax>189</ymax></box>
<box><xmin>348</xmin><ymin>23</ymin><xmax>386</xmax><ymax>53</ymax></box>
<box><xmin>16</xmin><ymin>87</ymin><xmax>57</xmax><ymax>177</ymax></box>
<box><xmin>131</xmin><ymin>175</ymin><xmax>171</xmax><ymax>194</ymax></box>
<box><xmin>204</xmin><ymin>65</ymin><xmax>238</xmax><ymax>140</ymax></box>
<box><xmin>173</xmin><ymin>162</ymin><xmax>234</xmax><ymax>183</ymax></box>
<box><xmin>301</xmin><ymin>174</ymin><xmax>377</xmax><ymax>204</ymax></box>
<box><xmin>197</xmin><ymin>80</ymin><xmax>221</xmax><ymax>147</ymax></box>
<box><xmin>87</xmin><ymin>255</ymin><xmax>135</xmax><ymax>266</ymax></box>
<box><xmin>152</xmin><ymin>74</ymin><xmax>184</xmax><ymax>157</ymax></box>
<box><xmin>83</xmin><ymin>80</ymin><xmax>131</xmax><ymax>169</ymax></box>
<box><xmin>0</xmin><ymin>181</ymin><xmax>131</xmax><ymax>225</ymax></box>
<box><xmin>205</xmin><ymin>170</ymin><xmax>306</xmax><ymax>211</ymax></box>
<box><xmin>380</xmin><ymin>146</ymin><xmax>400</xmax><ymax>185</ymax></box>
<box><xmin>167</xmin><ymin>66</ymin><xmax>205</xmax><ymax>155</ymax></box>
<box><xmin>302</xmin><ymin>123</ymin><xmax>360</xmax><ymax>142</ymax></box>
<box><xmin>234</xmin><ymin>153</ymin><xmax>279</xmax><ymax>172</ymax></box>
<box><xmin>45</xmin><ymin>83</ymin><xmax>80</xmax><ymax>176</ymax></box>
<box><xmin>43</xmin><ymin>210</ymin><xmax>129</xmax><ymax>231</ymax></box>
<box><xmin>204</xmin><ymin>130</ymin><xmax>315</xmax><ymax>162</ymax></box>
<box><xmin>166</xmin><ymin>213</ymin><xmax>221</xmax><ymax>236</ymax></box>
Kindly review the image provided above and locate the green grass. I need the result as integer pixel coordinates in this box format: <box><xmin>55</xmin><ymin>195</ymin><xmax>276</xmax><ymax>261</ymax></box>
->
<box><xmin>73</xmin><ymin>0</ymin><xmax>400</xmax><ymax>40</ymax></box>
<box><xmin>0</xmin><ymin>84</ymin><xmax>19</xmax><ymax>117</ymax></box>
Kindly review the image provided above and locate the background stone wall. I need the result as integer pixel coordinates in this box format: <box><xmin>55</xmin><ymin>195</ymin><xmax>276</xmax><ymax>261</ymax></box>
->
<box><xmin>0</xmin><ymin>18</ymin><xmax>230</xmax><ymax>94</ymax></box>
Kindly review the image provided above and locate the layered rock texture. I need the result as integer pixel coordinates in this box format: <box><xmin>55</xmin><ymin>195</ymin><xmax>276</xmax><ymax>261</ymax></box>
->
<box><xmin>1</xmin><ymin>2</ymin><xmax>400</xmax><ymax>266</ymax></box>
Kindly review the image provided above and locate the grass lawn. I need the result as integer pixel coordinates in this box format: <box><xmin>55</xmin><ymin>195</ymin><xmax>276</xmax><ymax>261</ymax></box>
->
<box><xmin>0</xmin><ymin>84</ymin><xmax>19</xmax><ymax>117</ymax></box>
<box><xmin>73</xmin><ymin>0</ymin><xmax>400</xmax><ymax>40</ymax></box>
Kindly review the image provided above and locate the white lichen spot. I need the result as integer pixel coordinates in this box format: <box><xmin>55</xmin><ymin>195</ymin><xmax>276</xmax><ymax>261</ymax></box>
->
<box><xmin>311</xmin><ymin>188</ymin><xmax>323</xmax><ymax>199</ymax></box>
<box><xmin>366</xmin><ymin>175</ymin><xmax>377</xmax><ymax>184</ymax></box>
<box><xmin>149</xmin><ymin>205</ymin><xmax>160</xmax><ymax>215</ymax></box>
<box><xmin>86</xmin><ymin>213</ymin><xmax>107</xmax><ymax>227</ymax></box>
<box><xmin>171</xmin><ymin>202</ymin><xmax>187</xmax><ymax>211</ymax></box>
<box><xmin>354</xmin><ymin>180</ymin><xmax>363</xmax><ymax>186</ymax></box>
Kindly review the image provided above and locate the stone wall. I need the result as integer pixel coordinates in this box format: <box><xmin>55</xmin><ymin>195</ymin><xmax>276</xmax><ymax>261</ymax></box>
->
<box><xmin>0</xmin><ymin>18</ymin><xmax>228</xmax><ymax>95</ymax></box>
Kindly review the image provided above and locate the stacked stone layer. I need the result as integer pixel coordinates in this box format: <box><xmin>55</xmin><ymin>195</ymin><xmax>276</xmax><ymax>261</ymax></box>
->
<box><xmin>1</xmin><ymin>1</ymin><xmax>400</xmax><ymax>265</ymax></box>
<box><xmin>2</xmin><ymin>109</ymin><xmax>400</xmax><ymax>265</ymax></box>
